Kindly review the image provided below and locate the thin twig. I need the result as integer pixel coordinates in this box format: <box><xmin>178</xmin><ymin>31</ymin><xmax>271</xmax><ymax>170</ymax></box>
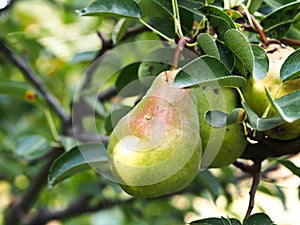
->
<box><xmin>0</xmin><ymin>38</ymin><xmax>70</xmax><ymax>125</ymax></box>
<box><xmin>244</xmin><ymin>159</ymin><xmax>262</xmax><ymax>221</ymax></box>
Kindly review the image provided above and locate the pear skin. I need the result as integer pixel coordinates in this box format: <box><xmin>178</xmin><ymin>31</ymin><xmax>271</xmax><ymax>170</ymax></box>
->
<box><xmin>193</xmin><ymin>85</ymin><xmax>247</xmax><ymax>168</ymax></box>
<box><xmin>108</xmin><ymin>70</ymin><xmax>201</xmax><ymax>198</ymax></box>
<box><xmin>242</xmin><ymin>44</ymin><xmax>300</xmax><ymax>140</ymax></box>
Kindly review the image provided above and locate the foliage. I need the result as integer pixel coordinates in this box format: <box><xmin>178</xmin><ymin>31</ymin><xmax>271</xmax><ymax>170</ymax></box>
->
<box><xmin>0</xmin><ymin>0</ymin><xmax>299</xmax><ymax>225</ymax></box>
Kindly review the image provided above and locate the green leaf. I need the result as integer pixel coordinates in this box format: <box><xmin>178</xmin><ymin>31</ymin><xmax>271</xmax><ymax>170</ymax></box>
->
<box><xmin>280</xmin><ymin>48</ymin><xmax>300</xmax><ymax>82</ymax></box>
<box><xmin>70</xmin><ymin>51</ymin><xmax>98</xmax><ymax>63</ymax></box>
<box><xmin>15</xmin><ymin>135</ymin><xmax>51</xmax><ymax>160</ymax></box>
<box><xmin>260</xmin><ymin>1</ymin><xmax>300</xmax><ymax>39</ymax></box>
<box><xmin>77</xmin><ymin>0</ymin><xmax>142</xmax><ymax>19</ymax></box>
<box><xmin>198</xmin><ymin>5</ymin><xmax>236</xmax><ymax>28</ymax></box>
<box><xmin>217</xmin><ymin>42</ymin><xmax>235</xmax><ymax>72</ymax></box>
<box><xmin>223</xmin><ymin>29</ymin><xmax>253</xmax><ymax>75</ymax></box>
<box><xmin>248</xmin><ymin>0</ymin><xmax>264</xmax><ymax>14</ymax></box>
<box><xmin>59</xmin><ymin>136</ymin><xmax>77</xmax><ymax>152</ymax></box>
<box><xmin>115</xmin><ymin>62</ymin><xmax>140</xmax><ymax>95</ymax></box>
<box><xmin>138</xmin><ymin>61</ymin><xmax>170</xmax><ymax>78</ymax></box>
<box><xmin>178</xmin><ymin>0</ymin><xmax>205</xmax><ymax>16</ymax></box>
<box><xmin>173</xmin><ymin>56</ymin><xmax>246</xmax><ymax>88</ymax></box>
<box><xmin>105</xmin><ymin>105</ymin><xmax>132</xmax><ymax>134</ymax></box>
<box><xmin>205</xmin><ymin>15</ymin><xmax>232</xmax><ymax>39</ymax></box>
<box><xmin>138</xmin><ymin>0</ymin><xmax>169</xmax><ymax>18</ymax></box>
<box><xmin>190</xmin><ymin>217</ymin><xmax>241</xmax><ymax>225</ymax></box>
<box><xmin>243</xmin><ymin>213</ymin><xmax>275</xmax><ymax>225</ymax></box>
<box><xmin>205</xmin><ymin>108</ymin><xmax>246</xmax><ymax>128</ymax></box>
<box><xmin>276</xmin><ymin>159</ymin><xmax>300</xmax><ymax>177</ymax></box>
<box><xmin>242</xmin><ymin>101</ymin><xmax>284</xmax><ymax>131</ymax></box>
<box><xmin>0</xmin><ymin>81</ymin><xmax>44</xmax><ymax>105</ymax></box>
<box><xmin>251</xmin><ymin>44</ymin><xmax>269</xmax><ymax>81</ymax></box>
<box><xmin>197</xmin><ymin>170</ymin><xmax>220</xmax><ymax>201</ymax></box>
<box><xmin>48</xmin><ymin>143</ymin><xmax>108</xmax><ymax>187</ymax></box>
<box><xmin>150</xmin><ymin>17</ymin><xmax>175</xmax><ymax>39</ymax></box>
<box><xmin>197</xmin><ymin>33</ymin><xmax>220</xmax><ymax>59</ymax></box>
<box><xmin>265</xmin><ymin>88</ymin><xmax>300</xmax><ymax>123</ymax></box>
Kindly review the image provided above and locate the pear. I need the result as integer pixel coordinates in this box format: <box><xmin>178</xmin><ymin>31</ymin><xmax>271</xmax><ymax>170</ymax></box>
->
<box><xmin>108</xmin><ymin>70</ymin><xmax>201</xmax><ymax>198</ymax></box>
<box><xmin>193</xmin><ymin>85</ymin><xmax>247</xmax><ymax>168</ymax></box>
<box><xmin>242</xmin><ymin>44</ymin><xmax>300</xmax><ymax>140</ymax></box>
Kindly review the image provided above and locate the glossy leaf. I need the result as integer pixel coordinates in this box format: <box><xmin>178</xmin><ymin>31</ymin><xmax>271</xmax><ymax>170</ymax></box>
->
<box><xmin>205</xmin><ymin>15</ymin><xmax>232</xmax><ymax>39</ymax></box>
<box><xmin>265</xmin><ymin>88</ymin><xmax>300</xmax><ymax>123</ymax></box>
<box><xmin>217</xmin><ymin>42</ymin><xmax>235</xmax><ymax>72</ymax></box>
<box><xmin>173</xmin><ymin>56</ymin><xmax>246</xmax><ymax>88</ymax></box>
<box><xmin>242</xmin><ymin>101</ymin><xmax>284</xmax><ymax>131</ymax></box>
<box><xmin>138</xmin><ymin>0</ymin><xmax>169</xmax><ymax>18</ymax></box>
<box><xmin>205</xmin><ymin>108</ymin><xmax>246</xmax><ymax>128</ymax></box>
<box><xmin>115</xmin><ymin>62</ymin><xmax>140</xmax><ymax>95</ymax></box>
<box><xmin>60</xmin><ymin>136</ymin><xmax>77</xmax><ymax>152</ymax></box>
<box><xmin>178</xmin><ymin>0</ymin><xmax>204</xmax><ymax>16</ymax></box>
<box><xmin>223</xmin><ymin>29</ymin><xmax>253</xmax><ymax>75</ymax></box>
<box><xmin>280</xmin><ymin>48</ymin><xmax>300</xmax><ymax>82</ymax></box>
<box><xmin>260</xmin><ymin>1</ymin><xmax>300</xmax><ymax>38</ymax></box>
<box><xmin>198</xmin><ymin>5</ymin><xmax>236</xmax><ymax>28</ymax></box>
<box><xmin>15</xmin><ymin>135</ymin><xmax>51</xmax><ymax>160</ymax></box>
<box><xmin>244</xmin><ymin>213</ymin><xmax>275</xmax><ymax>225</ymax></box>
<box><xmin>276</xmin><ymin>159</ymin><xmax>300</xmax><ymax>178</ymax></box>
<box><xmin>77</xmin><ymin>0</ymin><xmax>142</xmax><ymax>19</ymax></box>
<box><xmin>251</xmin><ymin>44</ymin><xmax>269</xmax><ymax>81</ymax></box>
<box><xmin>197</xmin><ymin>33</ymin><xmax>220</xmax><ymax>59</ymax></box>
<box><xmin>190</xmin><ymin>217</ymin><xmax>241</xmax><ymax>225</ymax></box>
<box><xmin>48</xmin><ymin>143</ymin><xmax>108</xmax><ymax>187</ymax></box>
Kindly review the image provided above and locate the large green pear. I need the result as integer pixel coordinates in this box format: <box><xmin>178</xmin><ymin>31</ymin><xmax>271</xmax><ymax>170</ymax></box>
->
<box><xmin>108</xmin><ymin>70</ymin><xmax>201</xmax><ymax>198</ymax></box>
<box><xmin>242</xmin><ymin>44</ymin><xmax>300</xmax><ymax>140</ymax></box>
<box><xmin>193</xmin><ymin>84</ymin><xmax>247</xmax><ymax>168</ymax></box>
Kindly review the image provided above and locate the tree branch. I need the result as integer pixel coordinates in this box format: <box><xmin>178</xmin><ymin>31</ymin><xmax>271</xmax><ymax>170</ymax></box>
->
<box><xmin>241</xmin><ymin>136</ymin><xmax>300</xmax><ymax>160</ymax></box>
<box><xmin>26</xmin><ymin>196</ymin><xmax>134</xmax><ymax>225</ymax></box>
<box><xmin>5</xmin><ymin>148</ymin><xmax>64</xmax><ymax>225</ymax></box>
<box><xmin>244</xmin><ymin>159</ymin><xmax>262</xmax><ymax>221</ymax></box>
<box><xmin>0</xmin><ymin>38</ymin><xmax>70</xmax><ymax>125</ymax></box>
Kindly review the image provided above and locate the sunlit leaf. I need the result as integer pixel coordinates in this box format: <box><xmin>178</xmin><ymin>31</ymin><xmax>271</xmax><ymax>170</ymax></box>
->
<box><xmin>77</xmin><ymin>0</ymin><xmax>142</xmax><ymax>19</ymax></box>
<box><xmin>198</xmin><ymin>5</ymin><xmax>236</xmax><ymax>28</ymax></box>
<box><xmin>280</xmin><ymin>48</ymin><xmax>300</xmax><ymax>82</ymax></box>
<box><xmin>205</xmin><ymin>108</ymin><xmax>246</xmax><ymax>128</ymax></box>
<box><xmin>48</xmin><ymin>143</ymin><xmax>108</xmax><ymax>187</ymax></box>
<box><xmin>223</xmin><ymin>29</ymin><xmax>253</xmax><ymax>75</ymax></box>
<box><xmin>15</xmin><ymin>135</ymin><xmax>51</xmax><ymax>160</ymax></box>
<box><xmin>265</xmin><ymin>88</ymin><xmax>300</xmax><ymax>123</ymax></box>
<box><xmin>242</xmin><ymin>101</ymin><xmax>284</xmax><ymax>131</ymax></box>
<box><xmin>173</xmin><ymin>56</ymin><xmax>246</xmax><ymax>88</ymax></box>
<box><xmin>197</xmin><ymin>33</ymin><xmax>220</xmax><ymax>59</ymax></box>
<box><xmin>251</xmin><ymin>44</ymin><xmax>269</xmax><ymax>81</ymax></box>
<box><xmin>260</xmin><ymin>1</ymin><xmax>300</xmax><ymax>38</ymax></box>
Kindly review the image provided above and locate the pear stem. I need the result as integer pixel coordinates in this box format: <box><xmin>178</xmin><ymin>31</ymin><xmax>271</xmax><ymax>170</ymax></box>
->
<box><xmin>171</xmin><ymin>37</ymin><xmax>188</xmax><ymax>70</ymax></box>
